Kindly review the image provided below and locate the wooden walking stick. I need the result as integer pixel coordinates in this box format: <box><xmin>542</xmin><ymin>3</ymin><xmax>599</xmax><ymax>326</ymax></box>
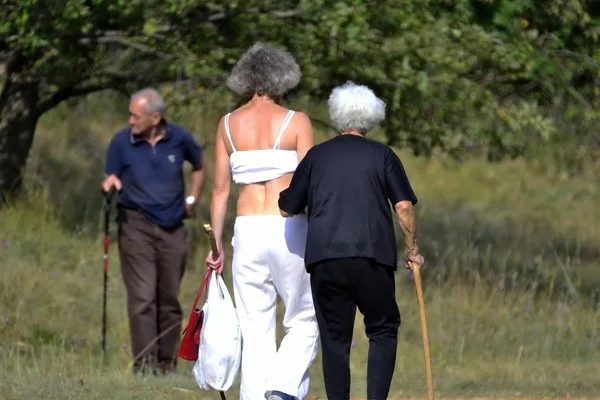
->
<box><xmin>411</xmin><ymin>264</ymin><xmax>434</xmax><ymax>400</ymax></box>
<box><xmin>202</xmin><ymin>223</ymin><xmax>227</xmax><ymax>400</ymax></box>
<box><xmin>203</xmin><ymin>224</ymin><xmax>219</xmax><ymax>265</ymax></box>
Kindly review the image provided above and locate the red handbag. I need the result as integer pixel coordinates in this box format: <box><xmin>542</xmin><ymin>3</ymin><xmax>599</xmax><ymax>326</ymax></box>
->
<box><xmin>177</xmin><ymin>268</ymin><xmax>212</xmax><ymax>361</ymax></box>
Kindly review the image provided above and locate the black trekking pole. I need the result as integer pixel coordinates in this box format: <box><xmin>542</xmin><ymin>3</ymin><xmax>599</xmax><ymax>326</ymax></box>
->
<box><xmin>102</xmin><ymin>186</ymin><xmax>117</xmax><ymax>356</ymax></box>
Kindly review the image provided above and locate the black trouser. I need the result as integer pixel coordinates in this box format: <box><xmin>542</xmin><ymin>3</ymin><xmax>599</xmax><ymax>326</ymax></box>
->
<box><xmin>117</xmin><ymin>209</ymin><xmax>188</xmax><ymax>374</ymax></box>
<box><xmin>310</xmin><ymin>257</ymin><xmax>401</xmax><ymax>400</ymax></box>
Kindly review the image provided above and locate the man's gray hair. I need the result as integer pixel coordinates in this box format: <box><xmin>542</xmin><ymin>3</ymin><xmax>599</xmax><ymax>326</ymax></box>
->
<box><xmin>226</xmin><ymin>42</ymin><xmax>301</xmax><ymax>98</ymax></box>
<box><xmin>130</xmin><ymin>88</ymin><xmax>165</xmax><ymax>116</ymax></box>
<box><xmin>328</xmin><ymin>82</ymin><xmax>386</xmax><ymax>133</ymax></box>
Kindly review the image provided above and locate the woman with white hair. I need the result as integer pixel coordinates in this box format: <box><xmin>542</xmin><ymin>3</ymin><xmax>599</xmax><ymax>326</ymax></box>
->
<box><xmin>279</xmin><ymin>82</ymin><xmax>425</xmax><ymax>400</ymax></box>
<box><xmin>205</xmin><ymin>43</ymin><xmax>319</xmax><ymax>400</ymax></box>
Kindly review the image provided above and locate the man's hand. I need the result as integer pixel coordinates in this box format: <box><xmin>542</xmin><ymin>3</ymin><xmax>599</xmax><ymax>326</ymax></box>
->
<box><xmin>405</xmin><ymin>248</ymin><xmax>425</xmax><ymax>270</ymax></box>
<box><xmin>185</xmin><ymin>202</ymin><xmax>195</xmax><ymax>218</ymax></box>
<box><xmin>101</xmin><ymin>174</ymin><xmax>122</xmax><ymax>192</ymax></box>
<box><xmin>185</xmin><ymin>194</ymin><xmax>198</xmax><ymax>218</ymax></box>
<box><xmin>205</xmin><ymin>246</ymin><xmax>225</xmax><ymax>274</ymax></box>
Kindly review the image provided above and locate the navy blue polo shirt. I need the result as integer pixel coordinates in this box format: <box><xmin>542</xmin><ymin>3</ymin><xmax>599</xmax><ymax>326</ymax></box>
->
<box><xmin>104</xmin><ymin>121</ymin><xmax>203</xmax><ymax>228</ymax></box>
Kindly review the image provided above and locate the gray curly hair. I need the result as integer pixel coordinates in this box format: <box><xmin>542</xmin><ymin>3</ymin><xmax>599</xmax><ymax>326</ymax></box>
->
<box><xmin>328</xmin><ymin>82</ymin><xmax>386</xmax><ymax>134</ymax></box>
<box><xmin>226</xmin><ymin>42</ymin><xmax>302</xmax><ymax>98</ymax></box>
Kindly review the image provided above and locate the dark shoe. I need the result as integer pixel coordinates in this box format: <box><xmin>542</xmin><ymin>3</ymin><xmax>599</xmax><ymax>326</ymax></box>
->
<box><xmin>132</xmin><ymin>368</ymin><xmax>158</xmax><ymax>377</ymax></box>
<box><xmin>160</xmin><ymin>367</ymin><xmax>178</xmax><ymax>377</ymax></box>
<box><xmin>132</xmin><ymin>361</ymin><xmax>159</xmax><ymax>377</ymax></box>
<box><xmin>268</xmin><ymin>391</ymin><xmax>295</xmax><ymax>400</ymax></box>
<box><xmin>158</xmin><ymin>360</ymin><xmax>177</xmax><ymax>376</ymax></box>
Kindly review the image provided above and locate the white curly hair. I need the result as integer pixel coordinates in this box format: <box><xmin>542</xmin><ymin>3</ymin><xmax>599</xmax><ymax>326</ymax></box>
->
<box><xmin>327</xmin><ymin>82</ymin><xmax>386</xmax><ymax>134</ymax></box>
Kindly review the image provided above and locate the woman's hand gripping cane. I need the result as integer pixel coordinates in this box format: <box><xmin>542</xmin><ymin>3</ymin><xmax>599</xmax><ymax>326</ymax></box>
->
<box><xmin>204</xmin><ymin>224</ymin><xmax>225</xmax><ymax>274</ymax></box>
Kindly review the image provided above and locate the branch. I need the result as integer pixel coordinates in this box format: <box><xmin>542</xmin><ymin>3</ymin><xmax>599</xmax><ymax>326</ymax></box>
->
<box><xmin>80</xmin><ymin>35</ymin><xmax>176</xmax><ymax>59</ymax></box>
<box><xmin>553</xmin><ymin>49</ymin><xmax>599</xmax><ymax>67</ymax></box>
<box><xmin>73</xmin><ymin>6</ymin><xmax>303</xmax><ymax>40</ymax></box>
<box><xmin>73</xmin><ymin>6</ymin><xmax>302</xmax><ymax>60</ymax></box>
<box><xmin>269</xmin><ymin>8</ymin><xmax>304</xmax><ymax>18</ymax></box>
<box><xmin>37</xmin><ymin>70</ymin><xmax>137</xmax><ymax>114</ymax></box>
<box><xmin>36</xmin><ymin>69</ymin><xmax>180</xmax><ymax>114</ymax></box>
<box><xmin>37</xmin><ymin>82</ymin><xmax>112</xmax><ymax>114</ymax></box>
<box><xmin>206</xmin><ymin>7</ymin><xmax>303</xmax><ymax>22</ymax></box>
<box><xmin>63</xmin><ymin>29</ymin><xmax>170</xmax><ymax>41</ymax></box>
<box><xmin>475</xmin><ymin>75</ymin><xmax>532</xmax><ymax>88</ymax></box>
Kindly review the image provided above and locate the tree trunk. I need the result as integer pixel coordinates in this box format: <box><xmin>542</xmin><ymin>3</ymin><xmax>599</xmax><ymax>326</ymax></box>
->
<box><xmin>0</xmin><ymin>80</ymin><xmax>40</xmax><ymax>202</ymax></box>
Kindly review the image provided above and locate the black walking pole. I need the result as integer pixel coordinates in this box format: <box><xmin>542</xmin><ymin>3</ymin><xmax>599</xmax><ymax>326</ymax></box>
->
<box><xmin>102</xmin><ymin>186</ymin><xmax>116</xmax><ymax>356</ymax></box>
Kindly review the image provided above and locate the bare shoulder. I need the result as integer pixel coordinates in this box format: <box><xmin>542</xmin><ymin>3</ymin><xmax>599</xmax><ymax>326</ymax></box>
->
<box><xmin>289</xmin><ymin>110</ymin><xmax>313</xmax><ymax>133</ymax></box>
<box><xmin>215</xmin><ymin>114</ymin><xmax>227</xmax><ymax>134</ymax></box>
<box><xmin>214</xmin><ymin>114</ymin><xmax>230</xmax><ymax>147</ymax></box>
<box><xmin>290</xmin><ymin>110</ymin><xmax>312</xmax><ymax>124</ymax></box>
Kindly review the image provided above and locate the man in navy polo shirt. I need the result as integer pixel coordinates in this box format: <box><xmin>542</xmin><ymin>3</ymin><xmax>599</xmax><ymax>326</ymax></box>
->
<box><xmin>101</xmin><ymin>87</ymin><xmax>205</xmax><ymax>376</ymax></box>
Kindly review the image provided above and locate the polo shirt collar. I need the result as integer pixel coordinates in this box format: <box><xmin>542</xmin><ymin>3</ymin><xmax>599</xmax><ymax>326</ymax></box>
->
<box><xmin>130</xmin><ymin>119</ymin><xmax>172</xmax><ymax>145</ymax></box>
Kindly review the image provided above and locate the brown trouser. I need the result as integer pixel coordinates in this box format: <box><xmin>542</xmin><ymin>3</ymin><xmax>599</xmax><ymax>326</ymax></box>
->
<box><xmin>117</xmin><ymin>208</ymin><xmax>188</xmax><ymax>374</ymax></box>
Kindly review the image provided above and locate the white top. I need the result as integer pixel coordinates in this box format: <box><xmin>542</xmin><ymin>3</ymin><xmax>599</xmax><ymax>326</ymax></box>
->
<box><xmin>225</xmin><ymin>110</ymin><xmax>299</xmax><ymax>185</ymax></box>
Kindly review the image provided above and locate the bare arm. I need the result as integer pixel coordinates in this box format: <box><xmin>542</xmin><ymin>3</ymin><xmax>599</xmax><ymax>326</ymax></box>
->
<box><xmin>395</xmin><ymin>200</ymin><xmax>417</xmax><ymax>252</ymax></box>
<box><xmin>294</xmin><ymin>111</ymin><xmax>315</xmax><ymax>162</ymax></box>
<box><xmin>278</xmin><ymin>152</ymin><xmax>311</xmax><ymax>218</ymax></box>
<box><xmin>210</xmin><ymin>117</ymin><xmax>232</xmax><ymax>247</ymax></box>
<box><xmin>385</xmin><ymin>147</ymin><xmax>423</xmax><ymax>269</ymax></box>
<box><xmin>101</xmin><ymin>136</ymin><xmax>123</xmax><ymax>192</ymax></box>
<box><xmin>278</xmin><ymin>111</ymin><xmax>314</xmax><ymax>218</ymax></box>
<box><xmin>188</xmin><ymin>168</ymin><xmax>206</xmax><ymax>203</ymax></box>
<box><xmin>182</xmin><ymin>130</ymin><xmax>206</xmax><ymax>212</ymax></box>
<box><xmin>395</xmin><ymin>200</ymin><xmax>423</xmax><ymax>267</ymax></box>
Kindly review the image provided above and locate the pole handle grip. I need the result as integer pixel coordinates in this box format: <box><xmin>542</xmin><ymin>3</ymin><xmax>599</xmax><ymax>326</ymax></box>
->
<box><xmin>203</xmin><ymin>224</ymin><xmax>219</xmax><ymax>260</ymax></box>
<box><xmin>106</xmin><ymin>186</ymin><xmax>117</xmax><ymax>203</ymax></box>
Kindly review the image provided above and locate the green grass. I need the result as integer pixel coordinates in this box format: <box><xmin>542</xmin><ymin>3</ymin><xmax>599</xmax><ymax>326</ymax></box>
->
<box><xmin>1</xmin><ymin>91</ymin><xmax>599</xmax><ymax>399</ymax></box>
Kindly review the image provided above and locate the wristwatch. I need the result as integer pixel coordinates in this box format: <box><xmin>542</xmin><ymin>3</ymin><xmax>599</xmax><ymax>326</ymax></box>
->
<box><xmin>186</xmin><ymin>195</ymin><xmax>196</xmax><ymax>205</ymax></box>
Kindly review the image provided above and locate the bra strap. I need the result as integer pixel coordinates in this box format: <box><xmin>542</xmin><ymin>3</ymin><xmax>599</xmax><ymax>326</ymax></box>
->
<box><xmin>273</xmin><ymin>110</ymin><xmax>295</xmax><ymax>150</ymax></box>
<box><xmin>224</xmin><ymin>113</ymin><xmax>236</xmax><ymax>152</ymax></box>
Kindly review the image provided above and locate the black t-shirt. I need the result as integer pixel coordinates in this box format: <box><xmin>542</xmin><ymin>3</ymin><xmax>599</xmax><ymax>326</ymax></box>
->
<box><xmin>278</xmin><ymin>134</ymin><xmax>417</xmax><ymax>271</ymax></box>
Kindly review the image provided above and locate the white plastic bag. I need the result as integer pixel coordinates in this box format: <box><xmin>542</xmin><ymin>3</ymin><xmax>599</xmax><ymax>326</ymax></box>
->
<box><xmin>192</xmin><ymin>271</ymin><xmax>242</xmax><ymax>391</ymax></box>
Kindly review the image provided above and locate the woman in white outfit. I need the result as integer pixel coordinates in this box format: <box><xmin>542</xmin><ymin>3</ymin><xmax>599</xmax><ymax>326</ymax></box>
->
<box><xmin>205</xmin><ymin>42</ymin><xmax>319</xmax><ymax>400</ymax></box>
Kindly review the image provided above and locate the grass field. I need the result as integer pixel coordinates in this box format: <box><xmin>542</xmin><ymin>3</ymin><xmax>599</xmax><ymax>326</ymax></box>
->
<box><xmin>1</xmin><ymin>92</ymin><xmax>599</xmax><ymax>399</ymax></box>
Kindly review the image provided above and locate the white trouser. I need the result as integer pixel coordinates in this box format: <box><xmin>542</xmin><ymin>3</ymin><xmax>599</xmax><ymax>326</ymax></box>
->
<box><xmin>231</xmin><ymin>215</ymin><xmax>319</xmax><ymax>400</ymax></box>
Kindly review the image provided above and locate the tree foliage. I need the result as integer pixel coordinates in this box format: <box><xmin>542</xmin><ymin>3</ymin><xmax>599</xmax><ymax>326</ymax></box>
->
<box><xmin>1</xmin><ymin>0</ymin><xmax>599</xmax><ymax>198</ymax></box>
